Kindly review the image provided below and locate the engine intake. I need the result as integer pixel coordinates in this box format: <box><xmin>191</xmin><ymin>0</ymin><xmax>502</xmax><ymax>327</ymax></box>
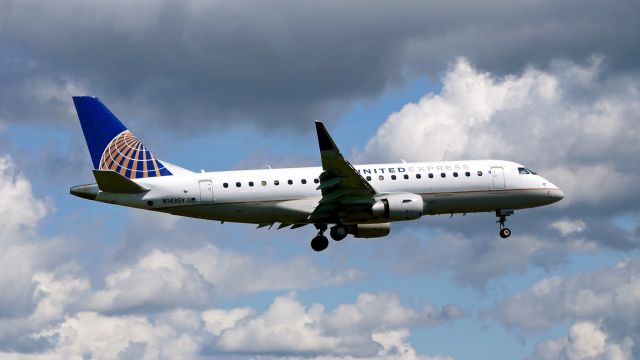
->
<box><xmin>371</xmin><ymin>193</ymin><xmax>424</xmax><ymax>221</ymax></box>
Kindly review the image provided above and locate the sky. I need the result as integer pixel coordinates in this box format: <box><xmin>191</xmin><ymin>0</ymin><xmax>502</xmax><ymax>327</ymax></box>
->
<box><xmin>0</xmin><ymin>0</ymin><xmax>639</xmax><ymax>359</ymax></box>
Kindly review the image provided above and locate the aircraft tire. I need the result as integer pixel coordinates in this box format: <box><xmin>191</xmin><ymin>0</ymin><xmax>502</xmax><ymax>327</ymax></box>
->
<box><xmin>311</xmin><ymin>235</ymin><xmax>329</xmax><ymax>252</ymax></box>
<box><xmin>499</xmin><ymin>228</ymin><xmax>511</xmax><ymax>238</ymax></box>
<box><xmin>330</xmin><ymin>225</ymin><xmax>348</xmax><ymax>241</ymax></box>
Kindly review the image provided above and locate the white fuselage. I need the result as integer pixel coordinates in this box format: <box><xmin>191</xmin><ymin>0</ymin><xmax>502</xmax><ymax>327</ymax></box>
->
<box><xmin>94</xmin><ymin>160</ymin><xmax>564</xmax><ymax>225</ymax></box>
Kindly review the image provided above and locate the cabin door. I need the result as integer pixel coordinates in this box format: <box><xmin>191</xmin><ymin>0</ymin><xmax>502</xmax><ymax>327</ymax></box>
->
<box><xmin>491</xmin><ymin>167</ymin><xmax>505</xmax><ymax>190</ymax></box>
<box><xmin>199</xmin><ymin>180</ymin><xmax>214</xmax><ymax>202</ymax></box>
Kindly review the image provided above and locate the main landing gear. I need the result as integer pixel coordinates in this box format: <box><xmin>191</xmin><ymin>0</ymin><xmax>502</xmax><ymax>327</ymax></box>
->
<box><xmin>496</xmin><ymin>209</ymin><xmax>514</xmax><ymax>238</ymax></box>
<box><xmin>311</xmin><ymin>224</ymin><xmax>348</xmax><ymax>251</ymax></box>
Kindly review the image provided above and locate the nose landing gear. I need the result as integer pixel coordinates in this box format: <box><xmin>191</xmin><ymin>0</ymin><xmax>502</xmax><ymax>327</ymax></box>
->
<box><xmin>496</xmin><ymin>209</ymin><xmax>514</xmax><ymax>238</ymax></box>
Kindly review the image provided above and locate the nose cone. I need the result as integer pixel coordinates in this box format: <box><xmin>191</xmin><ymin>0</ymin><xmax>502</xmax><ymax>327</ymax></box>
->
<box><xmin>545</xmin><ymin>182</ymin><xmax>564</xmax><ymax>203</ymax></box>
<box><xmin>551</xmin><ymin>188</ymin><xmax>565</xmax><ymax>202</ymax></box>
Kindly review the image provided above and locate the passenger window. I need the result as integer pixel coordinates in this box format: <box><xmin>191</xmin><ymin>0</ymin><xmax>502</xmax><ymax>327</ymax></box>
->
<box><xmin>274</xmin><ymin>180</ymin><xmax>280</xmax><ymax>186</ymax></box>
<box><xmin>465</xmin><ymin>172</ymin><xmax>470</xmax><ymax>177</ymax></box>
<box><xmin>287</xmin><ymin>179</ymin><xmax>293</xmax><ymax>185</ymax></box>
<box><xmin>249</xmin><ymin>181</ymin><xmax>254</xmax><ymax>187</ymax></box>
<box><xmin>428</xmin><ymin>173</ymin><xmax>434</xmax><ymax>178</ymax></box>
<box><xmin>453</xmin><ymin>172</ymin><xmax>458</xmax><ymax>177</ymax></box>
<box><xmin>416</xmin><ymin>174</ymin><xmax>421</xmax><ymax>179</ymax></box>
<box><xmin>391</xmin><ymin>175</ymin><xmax>397</xmax><ymax>180</ymax></box>
<box><xmin>441</xmin><ymin>173</ymin><xmax>446</xmax><ymax>178</ymax></box>
<box><xmin>379</xmin><ymin>175</ymin><xmax>384</xmax><ymax>180</ymax></box>
<box><xmin>366</xmin><ymin>176</ymin><xmax>372</xmax><ymax>181</ymax></box>
<box><xmin>261</xmin><ymin>181</ymin><xmax>267</xmax><ymax>186</ymax></box>
<box><xmin>301</xmin><ymin>179</ymin><xmax>307</xmax><ymax>184</ymax></box>
<box><xmin>314</xmin><ymin>178</ymin><xmax>320</xmax><ymax>184</ymax></box>
<box><xmin>404</xmin><ymin>174</ymin><xmax>409</xmax><ymax>179</ymax></box>
<box><xmin>223</xmin><ymin>183</ymin><xmax>229</xmax><ymax>188</ymax></box>
<box><xmin>477</xmin><ymin>171</ymin><xmax>483</xmax><ymax>176</ymax></box>
<box><xmin>236</xmin><ymin>182</ymin><xmax>241</xmax><ymax>187</ymax></box>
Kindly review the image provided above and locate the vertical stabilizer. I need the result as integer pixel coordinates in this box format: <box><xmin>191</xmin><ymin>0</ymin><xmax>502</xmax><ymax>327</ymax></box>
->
<box><xmin>72</xmin><ymin>96</ymin><xmax>173</xmax><ymax>179</ymax></box>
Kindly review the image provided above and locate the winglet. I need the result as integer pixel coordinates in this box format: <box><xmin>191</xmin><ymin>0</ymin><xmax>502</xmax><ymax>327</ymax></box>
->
<box><xmin>315</xmin><ymin>121</ymin><xmax>340</xmax><ymax>152</ymax></box>
<box><xmin>92</xmin><ymin>170</ymin><xmax>150</xmax><ymax>194</ymax></box>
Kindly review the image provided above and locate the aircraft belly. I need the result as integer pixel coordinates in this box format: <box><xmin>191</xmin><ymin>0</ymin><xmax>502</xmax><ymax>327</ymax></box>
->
<box><xmin>161</xmin><ymin>197</ymin><xmax>320</xmax><ymax>224</ymax></box>
<box><xmin>423</xmin><ymin>189</ymin><xmax>558</xmax><ymax>214</ymax></box>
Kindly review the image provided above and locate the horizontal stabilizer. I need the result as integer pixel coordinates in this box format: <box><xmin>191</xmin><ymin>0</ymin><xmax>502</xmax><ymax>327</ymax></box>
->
<box><xmin>93</xmin><ymin>170</ymin><xmax>150</xmax><ymax>194</ymax></box>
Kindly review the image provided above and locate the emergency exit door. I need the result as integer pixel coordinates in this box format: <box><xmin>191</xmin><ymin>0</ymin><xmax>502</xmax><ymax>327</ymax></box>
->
<box><xmin>199</xmin><ymin>180</ymin><xmax>214</xmax><ymax>202</ymax></box>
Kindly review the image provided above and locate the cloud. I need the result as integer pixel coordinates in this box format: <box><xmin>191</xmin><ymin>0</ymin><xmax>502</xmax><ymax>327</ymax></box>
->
<box><xmin>494</xmin><ymin>257</ymin><xmax>640</xmax><ymax>359</ymax></box>
<box><xmin>32</xmin><ymin>311</ymin><xmax>201</xmax><ymax>360</ymax></box>
<box><xmin>357</xmin><ymin>57</ymin><xmax>639</xmax><ymax>279</ymax></box>
<box><xmin>0</xmin><ymin>0</ymin><xmax>638</xmax><ymax>132</ymax></box>
<box><xmin>550</xmin><ymin>219</ymin><xmax>587</xmax><ymax>237</ymax></box>
<box><xmin>0</xmin><ymin>293</ymin><xmax>458</xmax><ymax>359</ymax></box>
<box><xmin>87</xmin><ymin>249</ymin><xmax>214</xmax><ymax>314</ymax></box>
<box><xmin>88</xmin><ymin>244</ymin><xmax>363</xmax><ymax>314</ymax></box>
<box><xmin>381</xmin><ymin>227</ymin><xmax>595</xmax><ymax>288</ymax></box>
<box><xmin>530</xmin><ymin>321</ymin><xmax>633</xmax><ymax>360</ymax></box>
<box><xmin>360</xmin><ymin>57</ymin><xmax>640</xmax><ymax>180</ymax></box>
<box><xmin>497</xmin><ymin>258</ymin><xmax>640</xmax><ymax>333</ymax></box>
<box><xmin>0</xmin><ymin>155</ymin><xmax>48</xmax><ymax>230</ymax></box>
<box><xmin>214</xmin><ymin>292</ymin><xmax>461</xmax><ymax>357</ymax></box>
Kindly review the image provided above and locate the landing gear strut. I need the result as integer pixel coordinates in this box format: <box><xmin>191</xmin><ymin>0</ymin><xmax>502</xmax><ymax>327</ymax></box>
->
<box><xmin>311</xmin><ymin>224</ymin><xmax>329</xmax><ymax>252</ymax></box>
<box><xmin>496</xmin><ymin>209</ymin><xmax>514</xmax><ymax>238</ymax></box>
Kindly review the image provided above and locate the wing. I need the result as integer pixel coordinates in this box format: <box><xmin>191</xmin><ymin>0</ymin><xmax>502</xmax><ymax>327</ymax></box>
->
<box><xmin>308</xmin><ymin>121</ymin><xmax>377</xmax><ymax>223</ymax></box>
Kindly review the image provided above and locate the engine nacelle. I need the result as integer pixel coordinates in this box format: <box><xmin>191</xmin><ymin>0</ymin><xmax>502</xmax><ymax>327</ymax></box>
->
<box><xmin>350</xmin><ymin>223</ymin><xmax>391</xmax><ymax>238</ymax></box>
<box><xmin>370</xmin><ymin>193</ymin><xmax>424</xmax><ymax>221</ymax></box>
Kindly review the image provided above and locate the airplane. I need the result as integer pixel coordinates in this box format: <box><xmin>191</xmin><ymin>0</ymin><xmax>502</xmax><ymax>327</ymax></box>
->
<box><xmin>70</xmin><ymin>96</ymin><xmax>564</xmax><ymax>251</ymax></box>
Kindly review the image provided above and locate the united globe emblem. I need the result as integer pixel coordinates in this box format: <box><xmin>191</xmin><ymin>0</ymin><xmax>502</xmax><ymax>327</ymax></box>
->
<box><xmin>99</xmin><ymin>130</ymin><xmax>171</xmax><ymax>178</ymax></box>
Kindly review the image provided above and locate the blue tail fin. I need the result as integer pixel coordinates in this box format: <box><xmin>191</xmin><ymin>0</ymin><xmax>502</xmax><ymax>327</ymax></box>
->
<box><xmin>73</xmin><ymin>96</ymin><xmax>172</xmax><ymax>179</ymax></box>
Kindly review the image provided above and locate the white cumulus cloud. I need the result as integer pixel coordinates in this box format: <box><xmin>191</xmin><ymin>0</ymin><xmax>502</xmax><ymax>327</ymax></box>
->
<box><xmin>530</xmin><ymin>321</ymin><xmax>633</xmax><ymax>360</ymax></box>
<box><xmin>359</xmin><ymin>57</ymin><xmax>640</xmax><ymax>209</ymax></box>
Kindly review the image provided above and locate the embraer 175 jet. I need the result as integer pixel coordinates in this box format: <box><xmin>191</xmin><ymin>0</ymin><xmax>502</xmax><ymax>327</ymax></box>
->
<box><xmin>70</xmin><ymin>96</ymin><xmax>564</xmax><ymax>251</ymax></box>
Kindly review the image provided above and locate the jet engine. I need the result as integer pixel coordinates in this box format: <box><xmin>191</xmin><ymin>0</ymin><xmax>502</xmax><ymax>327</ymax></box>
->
<box><xmin>350</xmin><ymin>223</ymin><xmax>391</xmax><ymax>238</ymax></box>
<box><xmin>370</xmin><ymin>193</ymin><xmax>424</xmax><ymax>221</ymax></box>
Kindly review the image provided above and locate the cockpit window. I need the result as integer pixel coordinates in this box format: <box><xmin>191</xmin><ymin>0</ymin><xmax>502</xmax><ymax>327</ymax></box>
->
<box><xmin>518</xmin><ymin>167</ymin><xmax>530</xmax><ymax>175</ymax></box>
<box><xmin>526</xmin><ymin>168</ymin><xmax>537</xmax><ymax>175</ymax></box>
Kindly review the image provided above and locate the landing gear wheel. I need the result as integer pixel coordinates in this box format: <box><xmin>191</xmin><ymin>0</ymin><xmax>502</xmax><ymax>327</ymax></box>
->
<box><xmin>311</xmin><ymin>235</ymin><xmax>329</xmax><ymax>252</ymax></box>
<box><xmin>496</xmin><ymin>209</ymin><xmax>514</xmax><ymax>239</ymax></box>
<box><xmin>499</xmin><ymin>228</ymin><xmax>511</xmax><ymax>238</ymax></box>
<box><xmin>330</xmin><ymin>225</ymin><xmax>348</xmax><ymax>241</ymax></box>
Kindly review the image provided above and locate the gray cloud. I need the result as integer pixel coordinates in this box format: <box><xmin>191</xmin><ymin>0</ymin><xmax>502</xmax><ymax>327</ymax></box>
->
<box><xmin>0</xmin><ymin>0</ymin><xmax>638</xmax><ymax>133</ymax></box>
<box><xmin>495</xmin><ymin>257</ymin><xmax>640</xmax><ymax>358</ymax></box>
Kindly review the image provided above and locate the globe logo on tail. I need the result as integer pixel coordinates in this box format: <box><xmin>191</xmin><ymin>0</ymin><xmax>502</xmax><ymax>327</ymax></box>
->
<box><xmin>99</xmin><ymin>130</ymin><xmax>172</xmax><ymax>178</ymax></box>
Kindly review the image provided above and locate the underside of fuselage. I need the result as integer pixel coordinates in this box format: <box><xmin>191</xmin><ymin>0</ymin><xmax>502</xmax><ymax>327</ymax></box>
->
<box><xmin>153</xmin><ymin>187</ymin><xmax>563</xmax><ymax>225</ymax></box>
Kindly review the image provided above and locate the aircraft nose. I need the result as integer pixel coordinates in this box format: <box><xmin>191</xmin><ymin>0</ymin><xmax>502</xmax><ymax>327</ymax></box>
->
<box><xmin>552</xmin><ymin>189</ymin><xmax>565</xmax><ymax>201</ymax></box>
<box><xmin>545</xmin><ymin>182</ymin><xmax>564</xmax><ymax>203</ymax></box>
